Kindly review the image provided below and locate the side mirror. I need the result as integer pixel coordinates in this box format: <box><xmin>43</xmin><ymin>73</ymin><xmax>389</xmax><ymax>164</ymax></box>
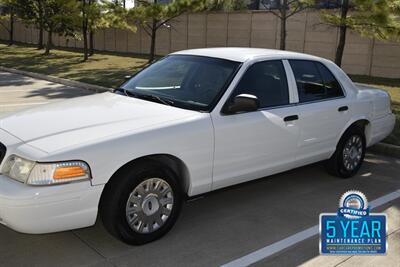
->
<box><xmin>124</xmin><ymin>75</ymin><xmax>132</xmax><ymax>81</ymax></box>
<box><xmin>223</xmin><ymin>94</ymin><xmax>260</xmax><ymax>115</ymax></box>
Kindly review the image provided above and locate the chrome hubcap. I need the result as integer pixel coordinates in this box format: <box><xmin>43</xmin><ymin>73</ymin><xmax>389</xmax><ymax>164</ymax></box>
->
<box><xmin>126</xmin><ymin>178</ymin><xmax>174</xmax><ymax>234</ymax></box>
<box><xmin>343</xmin><ymin>135</ymin><xmax>363</xmax><ymax>171</ymax></box>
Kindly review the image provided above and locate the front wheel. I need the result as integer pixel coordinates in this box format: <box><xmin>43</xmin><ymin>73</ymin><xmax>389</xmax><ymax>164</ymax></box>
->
<box><xmin>326</xmin><ymin>127</ymin><xmax>366</xmax><ymax>178</ymax></box>
<box><xmin>100</xmin><ymin>161</ymin><xmax>183</xmax><ymax>245</ymax></box>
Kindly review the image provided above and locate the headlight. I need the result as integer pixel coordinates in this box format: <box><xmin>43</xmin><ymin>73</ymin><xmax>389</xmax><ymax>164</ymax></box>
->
<box><xmin>2</xmin><ymin>155</ymin><xmax>91</xmax><ymax>185</ymax></box>
<box><xmin>1</xmin><ymin>155</ymin><xmax>35</xmax><ymax>183</ymax></box>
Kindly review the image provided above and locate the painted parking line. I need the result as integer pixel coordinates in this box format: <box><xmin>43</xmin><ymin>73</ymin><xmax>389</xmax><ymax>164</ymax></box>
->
<box><xmin>221</xmin><ymin>189</ymin><xmax>400</xmax><ymax>267</ymax></box>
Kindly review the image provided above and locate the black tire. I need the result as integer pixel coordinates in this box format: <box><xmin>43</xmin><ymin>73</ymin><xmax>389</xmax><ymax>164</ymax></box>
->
<box><xmin>99</xmin><ymin>160</ymin><xmax>183</xmax><ymax>245</ymax></box>
<box><xmin>326</xmin><ymin>126</ymin><xmax>366</xmax><ymax>178</ymax></box>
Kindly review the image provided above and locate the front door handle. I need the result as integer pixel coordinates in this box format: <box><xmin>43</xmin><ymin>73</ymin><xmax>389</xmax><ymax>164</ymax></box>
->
<box><xmin>284</xmin><ymin>115</ymin><xmax>299</xmax><ymax>122</ymax></box>
<box><xmin>338</xmin><ymin>106</ymin><xmax>349</xmax><ymax>112</ymax></box>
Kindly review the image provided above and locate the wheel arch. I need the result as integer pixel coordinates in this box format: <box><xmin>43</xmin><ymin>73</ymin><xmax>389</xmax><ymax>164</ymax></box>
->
<box><xmin>337</xmin><ymin>118</ymin><xmax>371</xmax><ymax>147</ymax></box>
<box><xmin>103</xmin><ymin>154</ymin><xmax>191</xmax><ymax>197</ymax></box>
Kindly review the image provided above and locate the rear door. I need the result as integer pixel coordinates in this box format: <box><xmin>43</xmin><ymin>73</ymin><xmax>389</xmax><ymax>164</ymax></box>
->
<box><xmin>288</xmin><ymin>60</ymin><xmax>351</xmax><ymax>165</ymax></box>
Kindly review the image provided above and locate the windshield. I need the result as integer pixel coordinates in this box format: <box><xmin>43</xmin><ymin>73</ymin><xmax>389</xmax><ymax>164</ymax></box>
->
<box><xmin>121</xmin><ymin>55</ymin><xmax>241</xmax><ymax>111</ymax></box>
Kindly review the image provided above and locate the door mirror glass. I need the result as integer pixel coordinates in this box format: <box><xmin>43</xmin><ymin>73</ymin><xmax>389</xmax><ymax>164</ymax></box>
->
<box><xmin>223</xmin><ymin>94</ymin><xmax>260</xmax><ymax>114</ymax></box>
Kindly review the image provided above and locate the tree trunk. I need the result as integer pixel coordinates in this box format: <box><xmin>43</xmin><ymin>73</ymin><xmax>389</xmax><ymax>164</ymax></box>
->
<box><xmin>82</xmin><ymin>0</ymin><xmax>88</xmax><ymax>61</ymax></box>
<box><xmin>279</xmin><ymin>0</ymin><xmax>287</xmax><ymax>50</ymax></box>
<box><xmin>279</xmin><ymin>17</ymin><xmax>286</xmax><ymax>50</ymax></box>
<box><xmin>335</xmin><ymin>0</ymin><xmax>349</xmax><ymax>67</ymax></box>
<box><xmin>8</xmin><ymin>10</ymin><xmax>14</xmax><ymax>46</ymax></box>
<box><xmin>83</xmin><ymin>29</ymin><xmax>88</xmax><ymax>61</ymax></box>
<box><xmin>89</xmin><ymin>29</ymin><xmax>94</xmax><ymax>56</ymax></box>
<box><xmin>148</xmin><ymin>20</ymin><xmax>157</xmax><ymax>63</ymax></box>
<box><xmin>45</xmin><ymin>30</ymin><xmax>53</xmax><ymax>55</ymax></box>
<box><xmin>38</xmin><ymin>0</ymin><xmax>44</xmax><ymax>49</ymax></box>
<box><xmin>38</xmin><ymin>26</ymin><xmax>44</xmax><ymax>49</ymax></box>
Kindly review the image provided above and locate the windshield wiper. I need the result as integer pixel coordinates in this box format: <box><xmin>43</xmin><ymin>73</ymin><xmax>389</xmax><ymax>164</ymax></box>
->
<box><xmin>138</xmin><ymin>94</ymin><xmax>175</xmax><ymax>106</ymax></box>
<box><xmin>114</xmin><ymin>87</ymin><xmax>135</xmax><ymax>97</ymax></box>
<box><xmin>115</xmin><ymin>88</ymin><xmax>174</xmax><ymax>106</ymax></box>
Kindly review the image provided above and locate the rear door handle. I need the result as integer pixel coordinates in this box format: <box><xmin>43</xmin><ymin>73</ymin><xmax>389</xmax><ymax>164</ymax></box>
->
<box><xmin>284</xmin><ymin>115</ymin><xmax>299</xmax><ymax>122</ymax></box>
<box><xmin>338</xmin><ymin>106</ymin><xmax>348</xmax><ymax>112</ymax></box>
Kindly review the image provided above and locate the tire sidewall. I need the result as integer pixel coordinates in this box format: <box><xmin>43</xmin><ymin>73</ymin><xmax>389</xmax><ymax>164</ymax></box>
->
<box><xmin>337</xmin><ymin>128</ymin><xmax>366</xmax><ymax>178</ymax></box>
<box><xmin>102</xmin><ymin>161</ymin><xmax>183</xmax><ymax>245</ymax></box>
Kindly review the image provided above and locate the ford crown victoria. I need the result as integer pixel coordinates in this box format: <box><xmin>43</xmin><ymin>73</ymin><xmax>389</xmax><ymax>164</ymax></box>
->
<box><xmin>0</xmin><ymin>48</ymin><xmax>395</xmax><ymax>244</ymax></box>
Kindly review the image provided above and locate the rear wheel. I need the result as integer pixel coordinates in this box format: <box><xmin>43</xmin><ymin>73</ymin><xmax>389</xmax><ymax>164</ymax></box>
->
<box><xmin>326</xmin><ymin>126</ymin><xmax>366</xmax><ymax>178</ymax></box>
<box><xmin>100</xmin><ymin>161</ymin><xmax>183</xmax><ymax>245</ymax></box>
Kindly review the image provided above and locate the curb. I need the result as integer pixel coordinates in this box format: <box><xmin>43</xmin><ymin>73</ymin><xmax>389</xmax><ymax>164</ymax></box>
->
<box><xmin>368</xmin><ymin>142</ymin><xmax>400</xmax><ymax>159</ymax></box>
<box><xmin>0</xmin><ymin>66</ymin><xmax>112</xmax><ymax>93</ymax></box>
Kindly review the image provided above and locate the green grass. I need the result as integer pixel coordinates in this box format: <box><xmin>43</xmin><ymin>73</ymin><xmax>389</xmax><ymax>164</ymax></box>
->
<box><xmin>0</xmin><ymin>42</ymin><xmax>149</xmax><ymax>88</ymax></box>
<box><xmin>0</xmin><ymin>43</ymin><xmax>399</xmax><ymax>145</ymax></box>
<box><xmin>350</xmin><ymin>75</ymin><xmax>400</xmax><ymax>146</ymax></box>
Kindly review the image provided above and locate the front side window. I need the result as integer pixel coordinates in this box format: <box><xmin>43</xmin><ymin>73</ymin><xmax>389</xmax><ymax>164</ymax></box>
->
<box><xmin>289</xmin><ymin>60</ymin><xmax>343</xmax><ymax>103</ymax></box>
<box><xmin>122</xmin><ymin>55</ymin><xmax>241</xmax><ymax>111</ymax></box>
<box><xmin>230</xmin><ymin>60</ymin><xmax>289</xmax><ymax>109</ymax></box>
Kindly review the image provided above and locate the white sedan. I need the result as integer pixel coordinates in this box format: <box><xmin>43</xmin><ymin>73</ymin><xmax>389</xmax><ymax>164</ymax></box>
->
<box><xmin>0</xmin><ymin>48</ymin><xmax>395</xmax><ymax>245</ymax></box>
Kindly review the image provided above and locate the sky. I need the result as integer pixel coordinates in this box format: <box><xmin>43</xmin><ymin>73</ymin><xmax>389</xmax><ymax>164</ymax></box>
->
<box><xmin>125</xmin><ymin>0</ymin><xmax>135</xmax><ymax>8</ymax></box>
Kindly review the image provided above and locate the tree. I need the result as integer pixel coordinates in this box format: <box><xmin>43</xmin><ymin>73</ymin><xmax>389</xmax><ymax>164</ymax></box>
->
<box><xmin>321</xmin><ymin>0</ymin><xmax>400</xmax><ymax>67</ymax></box>
<box><xmin>85</xmin><ymin>0</ymin><xmax>130</xmax><ymax>57</ymax></box>
<box><xmin>79</xmin><ymin>0</ymin><xmax>107</xmax><ymax>60</ymax></box>
<box><xmin>0</xmin><ymin>0</ymin><xmax>17</xmax><ymax>45</ymax></box>
<box><xmin>40</xmin><ymin>0</ymin><xmax>80</xmax><ymax>55</ymax></box>
<box><xmin>128</xmin><ymin>0</ymin><xmax>207</xmax><ymax>63</ymax></box>
<box><xmin>80</xmin><ymin>0</ymin><xmax>89</xmax><ymax>60</ymax></box>
<box><xmin>261</xmin><ymin>0</ymin><xmax>314</xmax><ymax>51</ymax></box>
<box><xmin>206</xmin><ymin>0</ymin><xmax>247</xmax><ymax>11</ymax></box>
<box><xmin>87</xmin><ymin>0</ymin><xmax>103</xmax><ymax>56</ymax></box>
<box><xmin>13</xmin><ymin>0</ymin><xmax>46</xmax><ymax>49</ymax></box>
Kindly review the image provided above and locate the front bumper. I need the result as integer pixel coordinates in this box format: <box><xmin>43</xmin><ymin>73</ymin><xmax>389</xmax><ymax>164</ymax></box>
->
<box><xmin>0</xmin><ymin>174</ymin><xmax>103</xmax><ymax>234</ymax></box>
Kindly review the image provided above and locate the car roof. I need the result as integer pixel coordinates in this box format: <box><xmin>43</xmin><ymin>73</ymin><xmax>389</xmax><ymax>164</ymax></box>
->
<box><xmin>171</xmin><ymin>47</ymin><xmax>323</xmax><ymax>63</ymax></box>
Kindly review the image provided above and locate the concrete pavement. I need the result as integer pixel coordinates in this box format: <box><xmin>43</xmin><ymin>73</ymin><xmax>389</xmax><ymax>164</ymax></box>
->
<box><xmin>0</xmin><ymin>71</ymin><xmax>399</xmax><ymax>267</ymax></box>
<box><xmin>0</xmin><ymin>71</ymin><xmax>92</xmax><ymax>115</ymax></box>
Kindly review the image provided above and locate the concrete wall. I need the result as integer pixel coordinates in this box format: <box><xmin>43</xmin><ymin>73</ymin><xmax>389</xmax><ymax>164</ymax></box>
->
<box><xmin>1</xmin><ymin>11</ymin><xmax>400</xmax><ymax>78</ymax></box>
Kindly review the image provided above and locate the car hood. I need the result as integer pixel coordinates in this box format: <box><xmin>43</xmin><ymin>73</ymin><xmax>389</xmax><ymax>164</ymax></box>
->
<box><xmin>0</xmin><ymin>92</ymin><xmax>199</xmax><ymax>153</ymax></box>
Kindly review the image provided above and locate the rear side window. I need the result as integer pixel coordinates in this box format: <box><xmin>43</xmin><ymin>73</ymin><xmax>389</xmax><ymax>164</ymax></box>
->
<box><xmin>316</xmin><ymin>62</ymin><xmax>344</xmax><ymax>98</ymax></box>
<box><xmin>289</xmin><ymin>60</ymin><xmax>344</xmax><ymax>103</ymax></box>
<box><xmin>232</xmin><ymin>60</ymin><xmax>289</xmax><ymax>108</ymax></box>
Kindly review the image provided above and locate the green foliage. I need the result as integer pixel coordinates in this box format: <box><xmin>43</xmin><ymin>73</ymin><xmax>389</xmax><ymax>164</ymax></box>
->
<box><xmin>389</xmin><ymin>0</ymin><xmax>400</xmax><ymax>14</ymax></box>
<box><xmin>125</xmin><ymin>0</ymin><xmax>207</xmax><ymax>62</ymax></box>
<box><xmin>12</xmin><ymin>0</ymin><xmax>80</xmax><ymax>37</ymax></box>
<box><xmin>0</xmin><ymin>0</ymin><xmax>17</xmax><ymax>32</ymax></box>
<box><xmin>128</xmin><ymin>0</ymin><xmax>207</xmax><ymax>33</ymax></box>
<box><xmin>100</xmin><ymin>1</ymin><xmax>135</xmax><ymax>32</ymax></box>
<box><xmin>321</xmin><ymin>0</ymin><xmax>400</xmax><ymax>41</ymax></box>
<box><xmin>81</xmin><ymin>0</ymin><xmax>103</xmax><ymax>31</ymax></box>
<box><xmin>206</xmin><ymin>0</ymin><xmax>247</xmax><ymax>11</ymax></box>
<box><xmin>261</xmin><ymin>0</ymin><xmax>315</xmax><ymax>18</ymax></box>
<box><xmin>42</xmin><ymin>0</ymin><xmax>80</xmax><ymax>36</ymax></box>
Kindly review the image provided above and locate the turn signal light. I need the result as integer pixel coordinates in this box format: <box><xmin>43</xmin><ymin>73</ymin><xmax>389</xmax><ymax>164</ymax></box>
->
<box><xmin>53</xmin><ymin>166</ymin><xmax>87</xmax><ymax>179</ymax></box>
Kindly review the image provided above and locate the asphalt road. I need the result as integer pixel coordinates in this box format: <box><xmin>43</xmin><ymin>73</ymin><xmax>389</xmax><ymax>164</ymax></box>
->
<box><xmin>0</xmin><ymin>71</ymin><xmax>399</xmax><ymax>267</ymax></box>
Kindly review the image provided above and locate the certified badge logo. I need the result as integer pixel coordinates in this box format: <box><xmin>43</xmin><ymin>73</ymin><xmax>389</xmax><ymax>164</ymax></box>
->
<box><xmin>319</xmin><ymin>190</ymin><xmax>387</xmax><ymax>255</ymax></box>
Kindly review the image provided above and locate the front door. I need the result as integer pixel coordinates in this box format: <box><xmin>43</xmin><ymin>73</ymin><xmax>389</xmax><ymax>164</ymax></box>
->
<box><xmin>211</xmin><ymin>60</ymin><xmax>300</xmax><ymax>190</ymax></box>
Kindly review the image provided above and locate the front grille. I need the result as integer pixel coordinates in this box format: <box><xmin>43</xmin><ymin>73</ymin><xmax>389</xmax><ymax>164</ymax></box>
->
<box><xmin>0</xmin><ymin>142</ymin><xmax>6</xmax><ymax>166</ymax></box>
